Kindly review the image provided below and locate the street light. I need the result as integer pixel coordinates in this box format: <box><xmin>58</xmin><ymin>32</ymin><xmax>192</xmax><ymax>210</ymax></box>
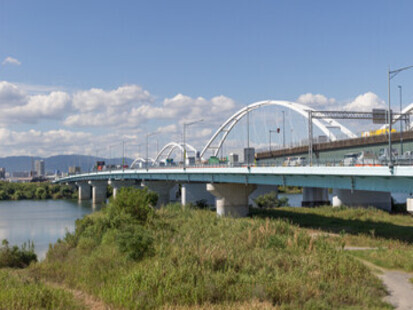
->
<box><xmin>183</xmin><ymin>119</ymin><xmax>203</xmax><ymax>169</ymax></box>
<box><xmin>146</xmin><ymin>131</ymin><xmax>159</xmax><ymax>171</ymax></box>
<box><xmin>269</xmin><ymin>129</ymin><xmax>277</xmax><ymax>152</ymax></box>
<box><xmin>282</xmin><ymin>111</ymin><xmax>285</xmax><ymax>148</ymax></box>
<box><xmin>398</xmin><ymin>85</ymin><xmax>404</xmax><ymax>155</ymax></box>
<box><xmin>388</xmin><ymin>65</ymin><xmax>413</xmax><ymax>167</ymax></box>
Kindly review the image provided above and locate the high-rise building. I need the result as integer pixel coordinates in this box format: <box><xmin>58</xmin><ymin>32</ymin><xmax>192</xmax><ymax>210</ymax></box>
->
<box><xmin>35</xmin><ymin>160</ymin><xmax>45</xmax><ymax>176</ymax></box>
<box><xmin>0</xmin><ymin>168</ymin><xmax>5</xmax><ymax>179</ymax></box>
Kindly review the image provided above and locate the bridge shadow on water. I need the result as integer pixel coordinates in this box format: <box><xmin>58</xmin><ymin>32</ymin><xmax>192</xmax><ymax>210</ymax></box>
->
<box><xmin>250</xmin><ymin>208</ymin><xmax>413</xmax><ymax>244</ymax></box>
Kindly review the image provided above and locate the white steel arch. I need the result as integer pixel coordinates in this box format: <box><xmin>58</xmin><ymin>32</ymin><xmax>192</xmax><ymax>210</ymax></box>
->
<box><xmin>380</xmin><ymin>102</ymin><xmax>413</xmax><ymax>130</ymax></box>
<box><xmin>154</xmin><ymin>142</ymin><xmax>197</xmax><ymax>164</ymax></box>
<box><xmin>200</xmin><ymin>100</ymin><xmax>357</xmax><ymax>159</ymax></box>
<box><xmin>130</xmin><ymin>157</ymin><xmax>154</xmax><ymax>169</ymax></box>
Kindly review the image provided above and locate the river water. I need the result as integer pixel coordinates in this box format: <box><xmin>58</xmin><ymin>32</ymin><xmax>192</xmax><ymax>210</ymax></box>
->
<box><xmin>0</xmin><ymin>200</ymin><xmax>100</xmax><ymax>260</ymax></box>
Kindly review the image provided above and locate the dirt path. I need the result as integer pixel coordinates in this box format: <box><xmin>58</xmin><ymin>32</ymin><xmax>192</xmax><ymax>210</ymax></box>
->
<box><xmin>45</xmin><ymin>281</ymin><xmax>111</xmax><ymax>310</ymax></box>
<box><xmin>378</xmin><ymin>271</ymin><xmax>413</xmax><ymax>310</ymax></box>
<box><xmin>344</xmin><ymin>250</ymin><xmax>413</xmax><ymax>310</ymax></box>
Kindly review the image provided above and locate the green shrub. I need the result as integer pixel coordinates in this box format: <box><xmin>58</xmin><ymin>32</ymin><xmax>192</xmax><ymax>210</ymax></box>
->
<box><xmin>111</xmin><ymin>187</ymin><xmax>157</xmax><ymax>223</ymax></box>
<box><xmin>0</xmin><ymin>239</ymin><xmax>37</xmax><ymax>268</ymax></box>
<box><xmin>254</xmin><ymin>191</ymin><xmax>289</xmax><ymax>208</ymax></box>
<box><xmin>116</xmin><ymin>224</ymin><xmax>154</xmax><ymax>261</ymax></box>
<box><xmin>11</xmin><ymin>190</ymin><xmax>25</xmax><ymax>200</ymax></box>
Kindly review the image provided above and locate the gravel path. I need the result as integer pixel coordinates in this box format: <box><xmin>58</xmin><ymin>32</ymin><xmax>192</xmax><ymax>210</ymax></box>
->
<box><xmin>379</xmin><ymin>271</ymin><xmax>413</xmax><ymax>310</ymax></box>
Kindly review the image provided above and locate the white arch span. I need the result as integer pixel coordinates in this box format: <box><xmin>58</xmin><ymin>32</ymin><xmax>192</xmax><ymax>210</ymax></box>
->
<box><xmin>380</xmin><ymin>103</ymin><xmax>413</xmax><ymax>130</ymax></box>
<box><xmin>130</xmin><ymin>157</ymin><xmax>155</xmax><ymax>169</ymax></box>
<box><xmin>200</xmin><ymin>100</ymin><xmax>357</xmax><ymax>159</ymax></box>
<box><xmin>154</xmin><ymin>142</ymin><xmax>197</xmax><ymax>164</ymax></box>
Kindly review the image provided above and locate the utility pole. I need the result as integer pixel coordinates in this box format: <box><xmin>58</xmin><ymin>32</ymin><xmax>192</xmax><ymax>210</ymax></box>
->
<box><xmin>269</xmin><ymin>129</ymin><xmax>276</xmax><ymax>152</ymax></box>
<box><xmin>388</xmin><ymin>65</ymin><xmax>413</xmax><ymax>168</ymax></box>
<box><xmin>399</xmin><ymin>85</ymin><xmax>404</xmax><ymax>155</ymax></box>
<box><xmin>282</xmin><ymin>111</ymin><xmax>285</xmax><ymax>148</ymax></box>
<box><xmin>122</xmin><ymin>140</ymin><xmax>125</xmax><ymax>171</ymax></box>
<box><xmin>183</xmin><ymin>119</ymin><xmax>203</xmax><ymax>170</ymax></box>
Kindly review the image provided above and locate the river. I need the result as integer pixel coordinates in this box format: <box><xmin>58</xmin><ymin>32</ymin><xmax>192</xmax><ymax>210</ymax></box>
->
<box><xmin>0</xmin><ymin>200</ymin><xmax>100</xmax><ymax>260</ymax></box>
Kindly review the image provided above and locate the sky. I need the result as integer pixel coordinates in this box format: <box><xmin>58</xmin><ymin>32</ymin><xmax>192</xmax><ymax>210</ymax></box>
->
<box><xmin>1</xmin><ymin>0</ymin><xmax>413</xmax><ymax>159</ymax></box>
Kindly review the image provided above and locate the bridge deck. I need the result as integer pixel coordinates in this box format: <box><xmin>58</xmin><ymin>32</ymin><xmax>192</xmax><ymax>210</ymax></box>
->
<box><xmin>57</xmin><ymin>166</ymin><xmax>413</xmax><ymax>194</ymax></box>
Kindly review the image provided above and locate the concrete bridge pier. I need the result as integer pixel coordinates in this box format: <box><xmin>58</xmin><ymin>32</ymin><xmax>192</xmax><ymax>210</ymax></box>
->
<box><xmin>88</xmin><ymin>180</ymin><xmax>108</xmax><ymax>204</ymax></box>
<box><xmin>302</xmin><ymin>187</ymin><xmax>330</xmax><ymax>207</ymax></box>
<box><xmin>181</xmin><ymin>183</ymin><xmax>215</xmax><ymax>206</ymax></box>
<box><xmin>249</xmin><ymin>185</ymin><xmax>278</xmax><ymax>207</ymax></box>
<box><xmin>76</xmin><ymin>181</ymin><xmax>91</xmax><ymax>201</ymax></box>
<box><xmin>207</xmin><ymin>183</ymin><xmax>257</xmax><ymax>217</ymax></box>
<box><xmin>332</xmin><ymin>189</ymin><xmax>391</xmax><ymax>211</ymax></box>
<box><xmin>143</xmin><ymin>181</ymin><xmax>175</xmax><ymax>207</ymax></box>
<box><xmin>108</xmin><ymin>179</ymin><xmax>140</xmax><ymax>199</ymax></box>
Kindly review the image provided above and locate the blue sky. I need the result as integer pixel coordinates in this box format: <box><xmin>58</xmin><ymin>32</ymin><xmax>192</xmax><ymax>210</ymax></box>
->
<box><xmin>1</xmin><ymin>1</ymin><xmax>413</xmax><ymax>158</ymax></box>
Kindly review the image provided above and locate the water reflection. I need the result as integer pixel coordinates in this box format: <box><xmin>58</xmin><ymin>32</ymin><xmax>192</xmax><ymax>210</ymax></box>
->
<box><xmin>0</xmin><ymin>200</ymin><xmax>100</xmax><ymax>260</ymax></box>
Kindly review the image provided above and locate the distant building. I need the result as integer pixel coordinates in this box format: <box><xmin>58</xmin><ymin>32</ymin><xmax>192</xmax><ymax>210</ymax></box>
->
<box><xmin>13</xmin><ymin>171</ymin><xmax>30</xmax><ymax>178</ymax></box>
<box><xmin>68</xmin><ymin>166</ymin><xmax>81</xmax><ymax>175</ymax></box>
<box><xmin>35</xmin><ymin>160</ymin><xmax>45</xmax><ymax>176</ymax></box>
<box><xmin>244</xmin><ymin>147</ymin><xmax>255</xmax><ymax>165</ymax></box>
<box><xmin>0</xmin><ymin>168</ymin><xmax>5</xmax><ymax>179</ymax></box>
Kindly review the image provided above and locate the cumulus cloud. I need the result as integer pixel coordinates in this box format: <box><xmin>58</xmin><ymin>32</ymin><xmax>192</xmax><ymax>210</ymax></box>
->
<box><xmin>0</xmin><ymin>81</ymin><xmax>27</xmax><ymax>107</ymax></box>
<box><xmin>0</xmin><ymin>128</ymin><xmax>95</xmax><ymax>156</ymax></box>
<box><xmin>2</xmin><ymin>56</ymin><xmax>21</xmax><ymax>66</ymax></box>
<box><xmin>72</xmin><ymin>85</ymin><xmax>152</xmax><ymax>112</ymax></box>
<box><xmin>66</xmin><ymin>90</ymin><xmax>236</xmax><ymax>130</ymax></box>
<box><xmin>3</xmin><ymin>91</ymin><xmax>70</xmax><ymax>122</ymax></box>
<box><xmin>296</xmin><ymin>93</ymin><xmax>336</xmax><ymax>108</ymax></box>
<box><xmin>342</xmin><ymin>92</ymin><xmax>386</xmax><ymax>111</ymax></box>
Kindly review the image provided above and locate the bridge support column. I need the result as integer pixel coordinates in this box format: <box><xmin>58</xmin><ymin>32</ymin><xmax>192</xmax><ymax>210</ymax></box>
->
<box><xmin>332</xmin><ymin>189</ymin><xmax>391</xmax><ymax>211</ymax></box>
<box><xmin>181</xmin><ymin>183</ymin><xmax>215</xmax><ymax>207</ymax></box>
<box><xmin>249</xmin><ymin>185</ymin><xmax>278</xmax><ymax>207</ymax></box>
<box><xmin>76</xmin><ymin>181</ymin><xmax>91</xmax><ymax>201</ymax></box>
<box><xmin>108</xmin><ymin>180</ymin><xmax>139</xmax><ymax>199</ymax></box>
<box><xmin>302</xmin><ymin>187</ymin><xmax>330</xmax><ymax>207</ymax></box>
<box><xmin>143</xmin><ymin>181</ymin><xmax>175</xmax><ymax>207</ymax></box>
<box><xmin>406</xmin><ymin>198</ymin><xmax>413</xmax><ymax>214</ymax></box>
<box><xmin>207</xmin><ymin>183</ymin><xmax>257</xmax><ymax>217</ymax></box>
<box><xmin>88</xmin><ymin>180</ymin><xmax>107</xmax><ymax>204</ymax></box>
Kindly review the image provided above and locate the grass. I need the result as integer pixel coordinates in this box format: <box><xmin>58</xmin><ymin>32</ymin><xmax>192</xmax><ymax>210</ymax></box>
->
<box><xmin>251</xmin><ymin>206</ymin><xmax>413</xmax><ymax>273</ymax></box>
<box><xmin>0</xmin><ymin>269</ymin><xmax>84</xmax><ymax>310</ymax></box>
<box><xmin>26</xmin><ymin>189</ymin><xmax>392</xmax><ymax>309</ymax></box>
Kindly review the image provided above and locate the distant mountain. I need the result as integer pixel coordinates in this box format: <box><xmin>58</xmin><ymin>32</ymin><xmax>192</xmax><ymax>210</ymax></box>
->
<box><xmin>0</xmin><ymin>155</ymin><xmax>134</xmax><ymax>174</ymax></box>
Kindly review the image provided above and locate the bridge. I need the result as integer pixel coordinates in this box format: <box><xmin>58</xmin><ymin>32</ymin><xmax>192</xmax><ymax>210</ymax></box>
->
<box><xmin>56</xmin><ymin>99</ymin><xmax>413</xmax><ymax>216</ymax></box>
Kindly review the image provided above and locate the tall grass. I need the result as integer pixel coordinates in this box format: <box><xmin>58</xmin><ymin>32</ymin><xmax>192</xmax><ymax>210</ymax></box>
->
<box><xmin>0</xmin><ymin>269</ymin><xmax>84</xmax><ymax>309</ymax></box>
<box><xmin>29</xmin><ymin>188</ymin><xmax>392</xmax><ymax>309</ymax></box>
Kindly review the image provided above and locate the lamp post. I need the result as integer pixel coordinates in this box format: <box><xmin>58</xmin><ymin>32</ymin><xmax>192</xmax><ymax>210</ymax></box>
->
<box><xmin>388</xmin><ymin>65</ymin><xmax>413</xmax><ymax>167</ymax></box>
<box><xmin>398</xmin><ymin>85</ymin><xmax>404</xmax><ymax>155</ymax></box>
<box><xmin>269</xmin><ymin>129</ymin><xmax>277</xmax><ymax>152</ymax></box>
<box><xmin>183</xmin><ymin>119</ymin><xmax>203</xmax><ymax>169</ymax></box>
<box><xmin>146</xmin><ymin>132</ymin><xmax>159</xmax><ymax>171</ymax></box>
<box><xmin>282</xmin><ymin>111</ymin><xmax>285</xmax><ymax>148</ymax></box>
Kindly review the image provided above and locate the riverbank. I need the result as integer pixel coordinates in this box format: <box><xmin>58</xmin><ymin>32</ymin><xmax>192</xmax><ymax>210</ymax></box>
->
<box><xmin>0</xmin><ymin>181</ymin><xmax>77</xmax><ymax>200</ymax></box>
<box><xmin>2</xmin><ymin>190</ymin><xmax>412</xmax><ymax>309</ymax></box>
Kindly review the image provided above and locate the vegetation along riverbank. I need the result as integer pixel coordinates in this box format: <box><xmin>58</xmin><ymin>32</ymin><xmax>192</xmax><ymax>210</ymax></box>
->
<box><xmin>0</xmin><ymin>181</ymin><xmax>77</xmax><ymax>200</ymax></box>
<box><xmin>1</xmin><ymin>187</ymin><xmax>413</xmax><ymax>309</ymax></box>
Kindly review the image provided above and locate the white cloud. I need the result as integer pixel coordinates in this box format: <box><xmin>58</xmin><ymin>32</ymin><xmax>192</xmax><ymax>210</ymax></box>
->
<box><xmin>296</xmin><ymin>93</ymin><xmax>336</xmax><ymax>108</ymax></box>
<box><xmin>342</xmin><ymin>92</ymin><xmax>386</xmax><ymax>111</ymax></box>
<box><xmin>0</xmin><ymin>128</ymin><xmax>94</xmax><ymax>156</ymax></box>
<box><xmin>0</xmin><ymin>81</ymin><xmax>27</xmax><ymax>107</ymax></box>
<box><xmin>2</xmin><ymin>56</ymin><xmax>21</xmax><ymax>66</ymax></box>
<box><xmin>3</xmin><ymin>91</ymin><xmax>70</xmax><ymax>122</ymax></box>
